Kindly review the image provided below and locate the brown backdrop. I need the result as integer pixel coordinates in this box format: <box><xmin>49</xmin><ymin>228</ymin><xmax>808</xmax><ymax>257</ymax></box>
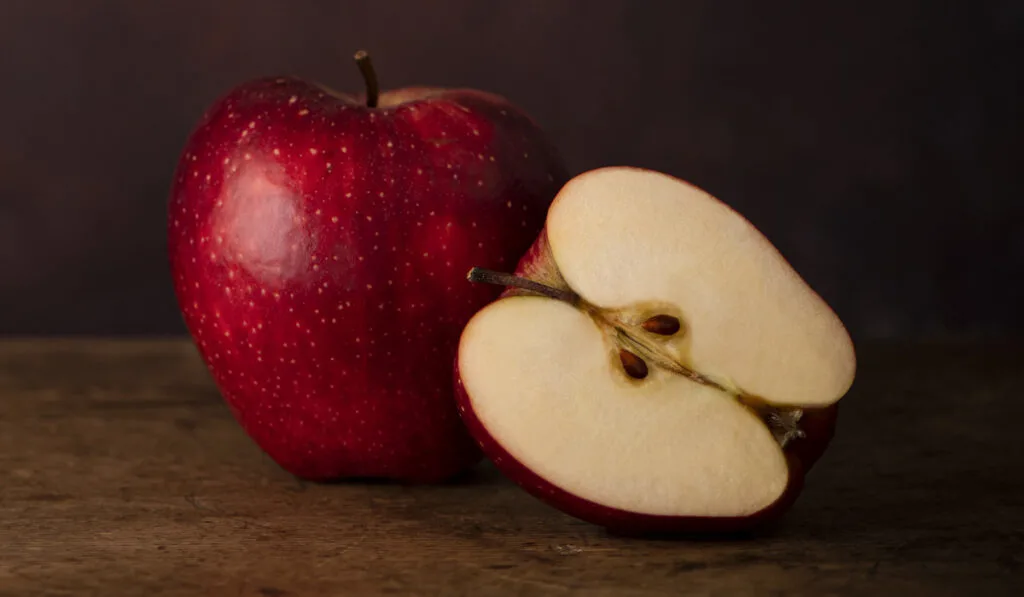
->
<box><xmin>1</xmin><ymin>0</ymin><xmax>1020</xmax><ymax>337</ymax></box>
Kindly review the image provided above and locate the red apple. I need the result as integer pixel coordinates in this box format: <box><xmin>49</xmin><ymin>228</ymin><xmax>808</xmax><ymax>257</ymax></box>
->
<box><xmin>167</xmin><ymin>52</ymin><xmax>568</xmax><ymax>482</ymax></box>
<box><xmin>455</xmin><ymin>167</ymin><xmax>855</xmax><ymax>533</ymax></box>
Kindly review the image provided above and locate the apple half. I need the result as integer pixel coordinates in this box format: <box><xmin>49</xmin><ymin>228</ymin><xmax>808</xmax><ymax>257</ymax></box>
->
<box><xmin>454</xmin><ymin>167</ymin><xmax>856</xmax><ymax>533</ymax></box>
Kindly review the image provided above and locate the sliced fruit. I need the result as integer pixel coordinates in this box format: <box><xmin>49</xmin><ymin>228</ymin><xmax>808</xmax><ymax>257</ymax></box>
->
<box><xmin>455</xmin><ymin>166</ymin><xmax>856</xmax><ymax>531</ymax></box>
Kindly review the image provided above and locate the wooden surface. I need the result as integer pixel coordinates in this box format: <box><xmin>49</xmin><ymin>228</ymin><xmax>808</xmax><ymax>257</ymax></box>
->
<box><xmin>1</xmin><ymin>339</ymin><xmax>1022</xmax><ymax>596</ymax></box>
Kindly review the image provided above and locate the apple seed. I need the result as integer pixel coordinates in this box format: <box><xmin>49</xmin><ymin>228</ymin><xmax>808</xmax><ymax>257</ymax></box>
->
<box><xmin>641</xmin><ymin>314</ymin><xmax>681</xmax><ymax>336</ymax></box>
<box><xmin>618</xmin><ymin>350</ymin><xmax>649</xmax><ymax>379</ymax></box>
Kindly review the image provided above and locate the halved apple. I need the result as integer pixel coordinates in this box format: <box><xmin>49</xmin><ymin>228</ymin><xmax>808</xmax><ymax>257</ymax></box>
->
<box><xmin>455</xmin><ymin>166</ymin><xmax>856</xmax><ymax>533</ymax></box>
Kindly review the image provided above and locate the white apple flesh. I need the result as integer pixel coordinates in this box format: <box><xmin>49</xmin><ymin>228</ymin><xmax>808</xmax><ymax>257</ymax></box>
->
<box><xmin>455</xmin><ymin>167</ymin><xmax>856</xmax><ymax>533</ymax></box>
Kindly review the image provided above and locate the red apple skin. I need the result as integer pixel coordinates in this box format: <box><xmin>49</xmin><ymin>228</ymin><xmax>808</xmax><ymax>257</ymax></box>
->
<box><xmin>453</xmin><ymin>231</ymin><xmax>840</xmax><ymax>534</ymax></box>
<box><xmin>168</xmin><ymin>75</ymin><xmax>568</xmax><ymax>483</ymax></box>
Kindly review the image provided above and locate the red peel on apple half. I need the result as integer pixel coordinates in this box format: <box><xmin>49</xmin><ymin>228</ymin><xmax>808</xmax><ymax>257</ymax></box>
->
<box><xmin>168</xmin><ymin>52</ymin><xmax>567</xmax><ymax>482</ymax></box>
<box><xmin>454</xmin><ymin>166</ymin><xmax>856</xmax><ymax>533</ymax></box>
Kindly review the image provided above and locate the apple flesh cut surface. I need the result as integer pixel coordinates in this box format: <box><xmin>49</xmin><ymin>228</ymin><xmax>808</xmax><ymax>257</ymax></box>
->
<box><xmin>455</xmin><ymin>167</ymin><xmax>856</xmax><ymax>533</ymax></box>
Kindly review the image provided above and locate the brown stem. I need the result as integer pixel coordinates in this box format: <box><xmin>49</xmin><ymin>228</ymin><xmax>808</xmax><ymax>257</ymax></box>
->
<box><xmin>466</xmin><ymin>268</ymin><xmax>579</xmax><ymax>305</ymax></box>
<box><xmin>353</xmin><ymin>50</ymin><xmax>379</xmax><ymax>108</ymax></box>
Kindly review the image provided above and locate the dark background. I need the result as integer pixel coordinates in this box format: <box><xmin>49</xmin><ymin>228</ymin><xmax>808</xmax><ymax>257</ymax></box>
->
<box><xmin>1</xmin><ymin>0</ymin><xmax>1020</xmax><ymax>339</ymax></box>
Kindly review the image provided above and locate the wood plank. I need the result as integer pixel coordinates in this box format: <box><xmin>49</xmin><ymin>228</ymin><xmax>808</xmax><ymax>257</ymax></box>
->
<box><xmin>1</xmin><ymin>339</ymin><xmax>1021</xmax><ymax>595</ymax></box>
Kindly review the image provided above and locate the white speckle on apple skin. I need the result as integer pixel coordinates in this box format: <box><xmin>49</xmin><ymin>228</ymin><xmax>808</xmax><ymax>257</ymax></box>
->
<box><xmin>169</xmin><ymin>77</ymin><xmax>565</xmax><ymax>482</ymax></box>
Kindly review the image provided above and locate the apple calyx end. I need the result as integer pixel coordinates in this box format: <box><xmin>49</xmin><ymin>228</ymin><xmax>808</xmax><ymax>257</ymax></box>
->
<box><xmin>762</xmin><ymin>406</ymin><xmax>807</xmax><ymax>447</ymax></box>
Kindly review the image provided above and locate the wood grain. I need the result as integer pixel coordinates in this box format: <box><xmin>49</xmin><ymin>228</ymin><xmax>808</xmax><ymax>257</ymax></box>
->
<box><xmin>1</xmin><ymin>339</ymin><xmax>1022</xmax><ymax>595</ymax></box>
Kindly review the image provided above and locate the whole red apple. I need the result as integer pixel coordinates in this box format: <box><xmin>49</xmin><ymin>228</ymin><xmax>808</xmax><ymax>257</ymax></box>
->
<box><xmin>455</xmin><ymin>167</ymin><xmax>855</xmax><ymax>533</ymax></box>
<box><xmin>168</xmin><ymin>52</ymin><xmax>568</xmax><ymax>482</ymax></box>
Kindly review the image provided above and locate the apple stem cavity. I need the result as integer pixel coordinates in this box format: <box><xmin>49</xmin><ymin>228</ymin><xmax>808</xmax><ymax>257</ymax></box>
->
<box><xmin>467</xmin><ymin>267</ymin><xmax>580</xmax><ymax>305</ymax></box>
<box><xmin>353</xmin><ymin>50</ymin><xmax>380</xmax><ymax>109</ymax></box>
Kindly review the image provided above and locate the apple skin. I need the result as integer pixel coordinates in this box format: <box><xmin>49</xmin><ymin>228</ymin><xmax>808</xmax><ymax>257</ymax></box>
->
<box><xmin>168</xmin><ymin>74</ymin><xmax>568</xmax><ymax>483</ymax></box>
<box><xmin>453</xmin><ymin>231</ymin><xmax>840</xmax><ymax>534</ymax></box>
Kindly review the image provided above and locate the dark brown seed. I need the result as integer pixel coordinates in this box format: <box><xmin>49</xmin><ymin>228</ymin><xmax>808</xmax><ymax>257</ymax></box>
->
<box><xmin>641</xmin><ymin>314</ymin><xmax>681</xmax><ymax>336</ymax></box>
<box><xmin>619</xmin><ymin>350</ymin><xmax>649</xmax><ymax>379</ymax></box>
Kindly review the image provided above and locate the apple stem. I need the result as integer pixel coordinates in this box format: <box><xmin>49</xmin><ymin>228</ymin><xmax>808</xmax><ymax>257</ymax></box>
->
<box><xmin>353</xmin><ymin>50</ymin><xmax>380</xmax><ymax>108</ymax></box>
<box><xmin>466</xmin><ymin>268</ymin><xmax>579</xmax><ymax>305</ymax></box>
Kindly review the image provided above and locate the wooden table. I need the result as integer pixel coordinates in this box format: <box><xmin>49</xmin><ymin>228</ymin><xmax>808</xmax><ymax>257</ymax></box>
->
<box><xmin>1</xmin><ymin>339</ymin><xmax>1021</xmax><ymax>595</ymax></box>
